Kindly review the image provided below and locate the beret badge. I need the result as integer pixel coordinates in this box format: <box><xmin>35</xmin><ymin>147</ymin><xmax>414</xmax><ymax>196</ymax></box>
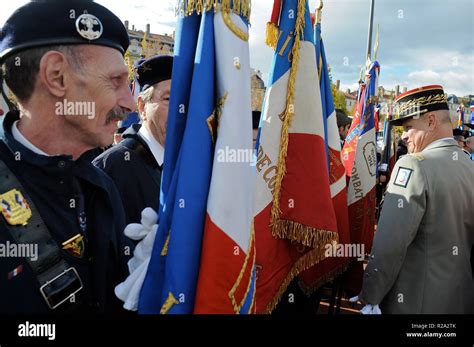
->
<box><xmin>75</xmin><ymin>13</ymin><xmax>103</xmax><ymax>41</ymax></box>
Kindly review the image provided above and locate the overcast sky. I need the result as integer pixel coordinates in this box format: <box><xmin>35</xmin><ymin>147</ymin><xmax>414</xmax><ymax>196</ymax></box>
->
<box><xmin>1</xmin><ymin>0</ymin><xmax>473</xmax><ymax>96</ymax></box>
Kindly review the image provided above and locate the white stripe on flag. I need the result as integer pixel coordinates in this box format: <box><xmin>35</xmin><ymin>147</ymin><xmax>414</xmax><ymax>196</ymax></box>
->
<box><xmin>347</xmin><ymin>127</ymin><xmax>377</xmax><ymax>205</ymax></box>
<box><xmin>206</xmin><ymin>10</ymin><xmax>254</xmax><ymax>252</ymax></box>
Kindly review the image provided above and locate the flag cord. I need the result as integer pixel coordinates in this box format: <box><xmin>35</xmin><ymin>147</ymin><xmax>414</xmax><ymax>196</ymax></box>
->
<box><xmin>264</xmin><ymin>0</ymin><xmax>341</xmax><ymax>313</ymax></box>
<box><xmin>176</xmin><ymin>0</ymin><xmax>251</xmax><ymax>21</ymax></box>
<box><xmin>269</xmin><ymin>0</ymin><xmax>302</xmax><ymax>239</ymax></box>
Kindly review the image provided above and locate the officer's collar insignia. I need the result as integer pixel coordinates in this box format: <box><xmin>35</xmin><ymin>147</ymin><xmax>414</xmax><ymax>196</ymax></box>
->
<box><xmin>76</xmin><ymin>14</ymin><xmax>103</xmax><ymax>41</ymax></box>
<box><xmin>62</xmin><ymin>234</ymin><xmax>85</xmax><ymax>258</ymax></box>
<box><xmin>0</xmin><ymin>189</ymin><xmax>32</xmax><ymax>226</ymax></box>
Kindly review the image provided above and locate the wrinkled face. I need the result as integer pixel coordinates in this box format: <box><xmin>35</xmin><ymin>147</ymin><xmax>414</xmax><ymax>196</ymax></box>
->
<box><xmin>401</xmin><ymin>115</ymin><xmax>432</xmax><ymax>154</ymax></box>
<box><xmin>142</xmin><ymin>79</ymin><xmax>171</xmax><ymax>146</ymax></box>
<box><xmin>63</xmin><ymin>46</ymin><xmax>134</xmax><ymax>148</ymax></box>
<box><xmin>466</xmin><ymin>138</ymin><xmax>474</xmax><ymax>152</ymax></box>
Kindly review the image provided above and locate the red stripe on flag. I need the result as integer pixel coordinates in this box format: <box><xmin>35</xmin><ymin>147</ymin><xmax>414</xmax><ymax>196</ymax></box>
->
<box><xmin>279</xmin><ymin>133</ymin><xmax>337</xmax><ymax>233</ymax></box>
<box><xmin>299</xmin><ymin>186</ymin><xmax>351</xmax><ymax>292</ymax></box>
<box><xmin>348</xmin><ymin>186</ymin><xmax>376</xmax><ymax>250</ymax></box>
<box><xmin>256</xmin><ymin>133</ymin><xmax>338</xmax><ymax>312</ymax></box>
<box><xmin>194</xmin><ymin>214</ymin><xmax>254</xmax><ymax>314</ymax></box>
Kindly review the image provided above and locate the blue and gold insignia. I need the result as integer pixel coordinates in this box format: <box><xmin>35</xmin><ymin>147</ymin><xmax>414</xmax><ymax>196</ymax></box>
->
<box><xmin>0</xmin><ymin>189</ymin><xmax>32</xmax><ymax>226</ymax></box>
<box><xmin>62</xmin><ymin>234</ymin><xmax>85</xmax><ymax>258</ymax></box>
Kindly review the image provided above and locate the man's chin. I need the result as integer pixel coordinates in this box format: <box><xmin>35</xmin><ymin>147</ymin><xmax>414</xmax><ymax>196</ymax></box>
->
<box><xmin>94</xmin><ymin>132</ymin><xmax>114</xmax><ymax>149</ymax></box>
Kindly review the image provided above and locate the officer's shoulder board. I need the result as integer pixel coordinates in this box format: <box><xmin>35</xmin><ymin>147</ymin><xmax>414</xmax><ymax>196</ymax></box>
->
<box><xmin>409</xmin><ymin>153</ymin><xmax>425</xmax><ymax>161</ymax></box>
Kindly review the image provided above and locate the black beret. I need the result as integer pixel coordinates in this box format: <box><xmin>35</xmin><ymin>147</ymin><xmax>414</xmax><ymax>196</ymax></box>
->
<box><xmin>252</xmin><ymin>111</ymin><xmax>261</xmax><ymax>130</ymax></box>
<box><xmin>391</xmin><ymin>85</ymin><xmax>449</xmax><ymax>126</ymax></box>
<box><xmin>136</xmin><ymin>55</ymin><xmax>173</xmax><ymax>91</ymax></box>
<box><xmin>0</xmin><ymin>0</ymin><xmax>129</xmax><ymax>63</ymax></box>
<box><xmin>453</xmin><ymin>128</ymin><xmax>470</xmax><ymax>138</ymax></box>
<box><xmin>335</xmin><ymin>108</ymin><xmax>352</xmax><ymax>127</ymax></box>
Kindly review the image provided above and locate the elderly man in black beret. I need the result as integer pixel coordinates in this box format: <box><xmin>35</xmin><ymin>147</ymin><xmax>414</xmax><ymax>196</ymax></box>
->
<box><xmin>0</xmin><ymin>0</ymin><xmax>134</xmax><ymax>313</ymax></box>
<box><xmin>93</xmin><ymin>55</ymin><xmax>172</xmax><ymax>225</ymax></box>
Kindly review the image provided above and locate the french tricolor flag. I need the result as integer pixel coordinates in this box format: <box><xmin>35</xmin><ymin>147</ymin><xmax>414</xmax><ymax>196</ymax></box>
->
<box><xmin>254</xmin><ymin>0</ymin><xmax>338</xmax><ymax>313</ymax></box>
<box><xmin>194</xmin><ymin>6</ymin><xmax>256</xmax><ymax>314</ymax></box>
<box><xmin>298</xmin><ymin>9</ymin><xmax>351</xmax><ymax>294</ymax></box>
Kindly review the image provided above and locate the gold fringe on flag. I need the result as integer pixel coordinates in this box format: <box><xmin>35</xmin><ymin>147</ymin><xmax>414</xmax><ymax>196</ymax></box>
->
<box><xmin>264</xmin><ymin>22</ymin><xmax>279</xmax><ymax>49</ymax></box>
<box><xmin>261</xmin><ymin>0</ymin><xmax>341</xmax><ymax>313</ymax></box>
<box><xmin>269</xmin><ymin>0</ymin><xmax>305</xmax><ymax>240</ymax></box>
<box><xmin>176</xmin><ymin>0</ymin><xmax>251</xmax><ymax>21</ymax></box>
<box><xmin>273</xmin><ymin>219</ymin><xmax>339</xmax><ymax>249</ymax></box>
<box><xmin>298</xmin><ymin>260</ymin><xmax>350</xmax><ymax>297</ymax></box>
<box><xmin>265</xmin><ymin>245</ymin><xmax>327</xmax><ymax>313</ymax></box>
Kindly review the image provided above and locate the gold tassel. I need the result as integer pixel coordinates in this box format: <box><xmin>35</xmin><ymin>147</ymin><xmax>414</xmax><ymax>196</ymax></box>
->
<box><xmin>160</xmin><ymin>292</ymin><xmax>179</xmax><ymax>314</ymax></box>
<box><xmin>265</xmin><ymin>244</ymin><xmax>329</xmax><ymax>313</ymax></box>
<box><xmin>272</xmin><ymin>219</ymin><xmax>339</xmax><ymax>249</ymax></box>
<box><xmin>196</xmin><ymin>0</ymin><xmax>204</xmax><ymax>14</ymax></box>
<box><xmin>205</xmin><ymin>0</ymin><xmax>214</xmax><ymax>11</ymax></box>
<box><xmin>177</xmin><ymin>0</ymin><xmax>251</xmax><ymax>20</ymax></box>
<box><xmin>264</xmin><ymin>22</ymin><xmax>279</xmax><ymax>50</ymax></box>
<box><xmin>298</xmin><ymin>261</ymin><xmax>350</xmax><ymax>297</ymax></box>
<box><xmin>263</xmin><ymin>0</ymin><xmax>337</xmax><ymax>314</ymax></box>
<box><xmin>232</xmin><ymin>0</ymin><xmax>240</xmax><ymax>14</ymax></box>
<box><xmin>185</xmin><ymin>0</ymin><xmax>195</xmax><ymax>16</ymax></box>
<box><xmin>221</xmin><ymin>0</ymin><xmax>230</xmax><ymax>12</ymax></box>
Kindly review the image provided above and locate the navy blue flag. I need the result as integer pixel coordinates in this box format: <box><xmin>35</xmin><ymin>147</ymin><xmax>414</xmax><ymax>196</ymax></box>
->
<box><xmin>138</xmin><ymin>4</ymin><xmax>214</xmax><ymax>314</ymax></box>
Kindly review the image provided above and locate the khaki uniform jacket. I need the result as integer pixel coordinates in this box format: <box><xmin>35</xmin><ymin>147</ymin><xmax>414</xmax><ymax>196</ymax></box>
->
<box><xmin>361</xmin><ymin>138</ymin><xmax>474</xmax><ymax>314</ymax></box>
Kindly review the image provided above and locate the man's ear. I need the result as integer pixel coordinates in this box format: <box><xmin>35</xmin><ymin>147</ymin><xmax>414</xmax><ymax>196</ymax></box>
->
<box><xmin>137</xmin><ymin>96</ymin><xmax>146</xmax><ymax>121</ymax></box>
<box><xmin>426</xmin><ymin>113</ymin><xmax>436</xmax><ymax>130</ymax></box>
<box><xmin>38</xmin><ymin>51</ymin><xmax>69</xmax><ymax>98</ymax></box>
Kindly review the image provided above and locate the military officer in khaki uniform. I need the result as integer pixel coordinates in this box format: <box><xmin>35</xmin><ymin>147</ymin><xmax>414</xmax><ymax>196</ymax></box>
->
<box><xmin>359</xmin><ymin>85</ymin><xmax>474</xmax><ymax>314</ymax></box>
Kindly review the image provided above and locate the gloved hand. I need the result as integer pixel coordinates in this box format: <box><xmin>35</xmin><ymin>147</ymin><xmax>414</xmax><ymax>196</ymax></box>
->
<box><xmin>115</xmin><ymin>207</ymin><xmax>158</xmax><ymax>311</ymax></box>
<box><xmin>349</xmin><ymin>296</ymin><xmax>382</xmax><ymax>315</ymax></box>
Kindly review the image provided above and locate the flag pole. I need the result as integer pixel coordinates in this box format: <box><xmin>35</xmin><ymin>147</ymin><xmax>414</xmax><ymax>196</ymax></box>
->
<box><xmin>316</xmin><ymin>0</ymin><xmax>323</xmax><ymax>24</ymax></box>
<box><xmin>365</xmin><ymin>0</ymin><xmax>375</xmax><ymax>63</ymax></box>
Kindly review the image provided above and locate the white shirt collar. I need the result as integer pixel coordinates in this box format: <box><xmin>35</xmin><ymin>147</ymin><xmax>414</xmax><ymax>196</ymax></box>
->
<box><xmin>12</xmin><ymin>121</ymin><xmax>50</xmax><ymax>156</ymax></box>
<box><xmin>138</xmin><ymin>124</ymin><xmax>164</xmax><ymax>166</ymax></box>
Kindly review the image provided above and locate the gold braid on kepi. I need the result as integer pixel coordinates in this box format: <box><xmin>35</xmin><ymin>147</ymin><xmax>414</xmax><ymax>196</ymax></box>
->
<box><xmin>391</xmin><ymin>85</ymin><xmax>449</xmax><ymax>126</ymax></box>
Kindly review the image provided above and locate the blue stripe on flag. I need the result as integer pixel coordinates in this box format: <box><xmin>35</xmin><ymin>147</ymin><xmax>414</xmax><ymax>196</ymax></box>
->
<box><xmin>139</xmin><ymin>9</ymin><xmax>215</xmax><ymax>314</ymax></box>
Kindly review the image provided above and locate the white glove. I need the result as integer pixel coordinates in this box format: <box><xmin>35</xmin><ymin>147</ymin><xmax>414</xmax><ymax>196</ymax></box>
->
<box><xmin>349</xmin><ymin>296</ymin><xmax>382</xmax><ymax>315</ymax></box>
<box><xmin>115</xmin><ymin>207</ymin><xmax>158</xmax><ymax>311</ymax></box>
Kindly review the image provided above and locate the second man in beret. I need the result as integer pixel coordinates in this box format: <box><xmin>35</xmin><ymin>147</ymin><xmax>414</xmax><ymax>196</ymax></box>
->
<box><xmin>94</xmin><ymin>55</ymin><xmax>173</xmax><ymax>225</ymax></box>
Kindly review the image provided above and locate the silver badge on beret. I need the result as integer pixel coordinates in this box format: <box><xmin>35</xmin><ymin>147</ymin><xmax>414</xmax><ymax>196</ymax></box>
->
<box><xmin>76</xmin><ymin>14</ymin><xmax>103</xmax><ymax>40</ymax></box>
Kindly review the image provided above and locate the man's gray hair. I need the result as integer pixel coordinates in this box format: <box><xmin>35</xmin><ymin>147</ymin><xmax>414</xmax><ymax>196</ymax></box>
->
<box><xmin>1</xmin><ymin>45</ymin><xmax>84</xmax><ymax>103</ymax></box>
<box><xmin>139</xmin><ymin>86</ymin><xmax>155</xmax><ymax>103</ymax></box>
<box><xmin>432</xmin><ymin>109</ymin><xmax>452</xmax><ymax>124</ymax></box>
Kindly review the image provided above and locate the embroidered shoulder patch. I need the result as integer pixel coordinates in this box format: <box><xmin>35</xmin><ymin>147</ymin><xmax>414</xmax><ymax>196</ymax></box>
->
<box><xmin>393</xmin><ymin>167</ymin><xmax>413</xmax><ymax>188</ymax></box>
